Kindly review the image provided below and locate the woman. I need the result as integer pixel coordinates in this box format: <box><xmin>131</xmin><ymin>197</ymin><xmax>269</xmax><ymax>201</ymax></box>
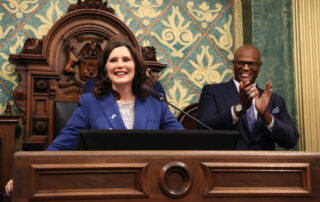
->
<box><xmin>82</xmin><ymin>68</ymin><xmax>167</xmax><ymax>100</ymax></box>
<box><xmin>46</xmin><ymin>40</ymin><xmax>184</xmax><ymax>151</ymax></box>
<box><xmin>5</xmin><ymin>39</ymin><xmax>184</xmax><ymax>196</ymax></box>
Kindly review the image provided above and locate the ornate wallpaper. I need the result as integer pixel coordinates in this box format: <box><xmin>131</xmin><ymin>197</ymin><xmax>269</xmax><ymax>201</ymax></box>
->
<box><xmin>0</xmin><ymin>0</ymin><xmax>243</xmax><ymax>116</ymax></box>
<box><xmin>252</xmin><ymin>0</ymin><xmax>296</xmax><ymax>125</ymax></box>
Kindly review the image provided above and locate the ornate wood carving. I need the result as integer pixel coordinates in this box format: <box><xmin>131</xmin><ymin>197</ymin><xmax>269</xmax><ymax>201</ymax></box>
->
<box><xmin>59</xmin><ymin>35</ymin><xmax>104</xmax><ymax>92</ymax></box>
<box><xmin>12</xmin><ymin>70</ymin><xmax>27</xmax><ymax>120</ymax></box>
<box><xmin>34</xmin><ymin>79</ymin><xmax>49</xmax><ymax>93</ymax></box>
<box><xmin>4</xmin><ymin>100</ymin><xmax>12</xmax><ymax>115</ymax></box>
<box><xmin>63</xmin><ymin>45</ymin><xmax>79</xmax><ymax>74</ymax></box>
<box><xmin>21</xmin><ymin>38</ymin><xmax>43</xmax><ymax>54</ymax></box>
<box><xmin>141</xmin><ymin>46</ymin><xmax>157</xmax><ymax>61</ymax></box>
<box><xmin>159</xmin><ymin>161</ymin><xmax>193</xmax><ymax>199</ymax></box>
<box><xmin>142</xmin><ymin>46</ymin><xmax>167</xmax><ymax>80</ymax></box>
<box><xmin>33</xmin><ymin>120</ymin><xmax>49</xmax><ymax>135</ymax></box>
<box><xmin>67</xmin><ymin>0</ymin><xmax>114</xmax><ymax>14</ymax></box>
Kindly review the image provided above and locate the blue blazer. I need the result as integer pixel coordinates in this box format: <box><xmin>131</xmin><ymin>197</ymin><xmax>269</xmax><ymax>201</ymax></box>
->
<box><xmin>197</xmin><ymin>79</ymin><xmax>299</xmax><ymax>150</ymax></box>
<box><xmin>47</xmin><ymin>93</ymin><xmax>184</xmax><ymax>151</ymax></box>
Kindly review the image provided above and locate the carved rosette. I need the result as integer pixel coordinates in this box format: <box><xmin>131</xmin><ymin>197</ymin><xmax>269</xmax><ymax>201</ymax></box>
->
<box><xmin>33</xmin><ymin>120</ymin><xmax>48</xmax><ymax>135</ymax></box>
<box><xmin>13</xmin><ymin>70</ymin><xmax>27</xmax><ymax>119</ymax></box>
<box><xmin>159</xmin><ymin>161</ymin><xmax>193</xmax><ymax>198</ymax></box>
<box><xmin>34</xmin><ymin>79</ymin><xmax>49</xmax><ymax>93</ymax></box>
<box><xmin>13</xmin><ymin>85</ymin><xmax>26</xmax><ymax>101</ymax></box>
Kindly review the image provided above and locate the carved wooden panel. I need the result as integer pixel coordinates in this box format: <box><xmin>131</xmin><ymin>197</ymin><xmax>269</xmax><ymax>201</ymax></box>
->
<box><xmin>12</xmin><ymin>151</ymin><xmax>320</xmax><ymax>201</ymax></box>
<box><xmin>30</xmin><ymin>163</ymin><xmax>148</xmax><ymax>200</ymax></box>
<box><xmin>201</xmin><ymin>162</ymin><xmax>312</xmax><ymax>197</ymax></box>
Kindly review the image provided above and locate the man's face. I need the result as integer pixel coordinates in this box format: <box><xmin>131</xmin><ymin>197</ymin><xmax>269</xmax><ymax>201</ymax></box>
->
<box><xmin>233</xmin><ymin>46</ymin><xmax>261</xmax><ymax>84</ymax></box>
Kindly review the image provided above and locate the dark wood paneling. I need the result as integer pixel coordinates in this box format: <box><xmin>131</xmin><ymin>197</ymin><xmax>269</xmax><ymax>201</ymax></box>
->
<box><xmin>202</xmin><ymin>162</ymin><xmax>311</xmax><ymax>197</ymax></box>
<box><xmin>0</xmin><ymin>114</ymin><xmax>19</xmax><ymax>201</ymax></box>
<box><xmin>12</xmin><ymin>151</ymin><xmax>320</xmax><ymax>201</ymax></box>
<box><xmin>30</xmin><ymin>163</ymin><xmax>148</xmax><ymax>200</ymax></box>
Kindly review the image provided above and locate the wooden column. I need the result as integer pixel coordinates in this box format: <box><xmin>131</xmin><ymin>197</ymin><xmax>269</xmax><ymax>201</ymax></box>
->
<box><xmin>293</xmin><ymin>0</ymin><xmax>320</xmax><ymax>151</ymax></box>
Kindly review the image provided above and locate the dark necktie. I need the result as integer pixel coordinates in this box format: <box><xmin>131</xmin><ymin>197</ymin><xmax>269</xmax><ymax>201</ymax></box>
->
<box><xmin>246</xmin><ymin>104</ymin><xmax>255</xmax><ymax>134</ymax></box>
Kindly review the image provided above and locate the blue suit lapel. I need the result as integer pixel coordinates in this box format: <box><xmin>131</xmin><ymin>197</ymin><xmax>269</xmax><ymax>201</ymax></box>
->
<box><xmin>97</xmin><ymin>93</ymin><xmax>126</xmax><ymax>129</ymax></box>
<box><xmin>226</xmin><ymin>79</ymin><xmax>240</xmax><ymax>104</ymax></box>
<box><xmin>133</xmin><ymin>97</ymin><xmax>149</xmax><ymax>129</ymax></box>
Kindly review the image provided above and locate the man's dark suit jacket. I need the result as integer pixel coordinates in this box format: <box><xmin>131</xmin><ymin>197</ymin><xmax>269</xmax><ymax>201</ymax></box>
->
<box><xmin>197</xmin><ymin>79</ymin><xmax>299</xmax><ymax>150</ymax></box>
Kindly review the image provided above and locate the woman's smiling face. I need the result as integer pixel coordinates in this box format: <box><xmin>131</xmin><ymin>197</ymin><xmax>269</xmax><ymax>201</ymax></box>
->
<box><xmin>105</xmin><ymin>46</ymin><xmax>135</xmax><ymax>89</ymax></box>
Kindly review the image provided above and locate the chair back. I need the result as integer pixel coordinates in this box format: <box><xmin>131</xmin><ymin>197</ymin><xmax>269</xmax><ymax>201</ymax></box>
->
<box><xmin>177</xmin><ymin>103</ymin><xmax>198</xmax><ymax>129</ymax></box>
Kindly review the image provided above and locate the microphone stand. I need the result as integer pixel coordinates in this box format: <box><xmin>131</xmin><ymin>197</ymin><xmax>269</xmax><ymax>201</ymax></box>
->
<box><xmin>141</xmin><ymin>84</ymin><xmax>213</xmax><ymax>131</ymax></box>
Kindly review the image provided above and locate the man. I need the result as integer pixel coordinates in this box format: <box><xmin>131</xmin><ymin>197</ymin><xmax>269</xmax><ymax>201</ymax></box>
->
<box><xmin>197</xmin><ymin>44</ymin><xmax>299</xmax><ymax>150</ymax></box>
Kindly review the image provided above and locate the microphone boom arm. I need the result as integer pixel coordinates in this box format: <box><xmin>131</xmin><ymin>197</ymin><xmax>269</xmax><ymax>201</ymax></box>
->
<box><xmin>141</xmin><ymin>84</ymin><xmax>213</xmax><ymax>131</ymax></box>
<box><xmin>163</xmin><ymin>100</ymin><xmax>213</xmax><ymax>131</ymax></box>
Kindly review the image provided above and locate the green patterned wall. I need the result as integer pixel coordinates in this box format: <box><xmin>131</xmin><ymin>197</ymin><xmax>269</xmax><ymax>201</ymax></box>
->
<box><xmin>0</xmin><ymin>0</ymin><xmax>243</xmax><ymax>117</ymax></box>
<box><xmin>251</xmin><ymin>0</ymin><xmax>296</xmax><ymax>150</ymax></box>
<box><xmin>252</xmin><ymin>0</ymin><xmax>296</xmax><ymax>124</ymax></box>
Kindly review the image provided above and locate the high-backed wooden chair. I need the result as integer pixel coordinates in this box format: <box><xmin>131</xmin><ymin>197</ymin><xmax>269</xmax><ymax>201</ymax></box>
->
<box><xmin>6</xmin><ymin>0</ymin><xmax>166</xmax><ymax>151</ymax></box>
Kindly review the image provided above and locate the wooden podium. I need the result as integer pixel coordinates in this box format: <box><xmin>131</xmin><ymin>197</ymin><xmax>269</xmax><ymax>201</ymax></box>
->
<box><xmin>12</xmin><ymin>151</ymin><xmax>320</xmax><ymax>201</ymax></box>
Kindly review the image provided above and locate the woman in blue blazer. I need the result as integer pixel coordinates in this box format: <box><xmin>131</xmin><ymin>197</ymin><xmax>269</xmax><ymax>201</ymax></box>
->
<box><xmin>47</xmin><ymin>39</ymin><xmax>184</xmax><ymax>151</ymax></box>
<box><xmin>5</xmin><ymin>39</ymin><xmax>184</xmax><ymax>195</ymax></box>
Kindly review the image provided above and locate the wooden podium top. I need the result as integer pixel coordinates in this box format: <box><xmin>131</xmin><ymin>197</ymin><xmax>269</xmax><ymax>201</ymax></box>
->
<box><xmin>12</xmin><ymin>151</ymin><xmax>320</xmax><ymax>201</ymax></box>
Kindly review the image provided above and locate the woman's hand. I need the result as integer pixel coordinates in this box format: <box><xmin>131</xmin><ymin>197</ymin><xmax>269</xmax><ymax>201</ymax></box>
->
<box><xmin>5</xmin><ymin>179</ymin><xmax>13</xmax><ymax>196</ymax></box>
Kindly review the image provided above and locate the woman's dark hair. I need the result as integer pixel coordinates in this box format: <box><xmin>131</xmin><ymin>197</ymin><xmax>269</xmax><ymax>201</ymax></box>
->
<box><xmin>93</xmin><ymin>40</ymin><xmax>148</xmax><ymax>99</ymax></box>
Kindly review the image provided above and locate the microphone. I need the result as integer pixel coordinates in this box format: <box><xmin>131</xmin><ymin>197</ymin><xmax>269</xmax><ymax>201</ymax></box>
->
<box><xmin>141</xmin><ymin>84</ymin><xmax>165</xmax><ymax>102</ymax></box>
<box><xmin>141</xmin><ymin>85</ymin><xmax>213</xmax><ymax>131</ymax></box>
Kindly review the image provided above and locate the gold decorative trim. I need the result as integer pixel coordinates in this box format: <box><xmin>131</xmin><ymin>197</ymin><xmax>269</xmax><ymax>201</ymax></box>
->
<box><xmin>293</xmin><ymin>0</ymin><xmax>320</xmax><ymax>151</ymax></box>
<box><xmin>234</xmin><ymin>0</ymin><xmax>243</xmax><ymax>49</ymax></box>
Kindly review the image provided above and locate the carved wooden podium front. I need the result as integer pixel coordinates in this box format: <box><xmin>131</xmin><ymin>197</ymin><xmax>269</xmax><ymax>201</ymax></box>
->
<box><xmin>12</xmin><ymin>151</ymin><xmax>320</xmax><ymax>201</ymax></box>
